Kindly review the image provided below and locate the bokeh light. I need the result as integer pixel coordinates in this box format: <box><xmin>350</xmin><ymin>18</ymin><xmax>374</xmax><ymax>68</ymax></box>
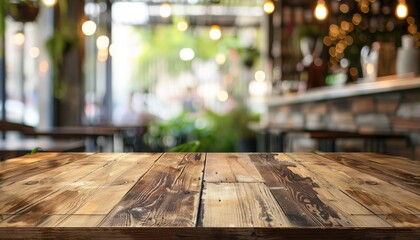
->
<box><xmin>160</xmin><ymin>3</ymin><xmax>172</xmax><ymax>18</ymax></box>
<box><xmin>314</xmin><ymin>0</ymin><xmax>328</xmax><ymax>21</ymax></box>
<box><xmin>12</xmin><ymin>32</ymin><xmax>25</xmax><ymax>46</ymax></box>
<box><xmin>82</xmin><ymin>20</ymin><xmax>97</xmax><ymax>36</ymax></box>
<box><xmin>180</xmin><ymin>48</ymin><xmax>195</xmax><ymax>61</ymax></box>
<box><xmin>263</xmin><ymin>1</ymin><xmax>275</xmax><ymax>14</ymax></box>
<box><xmin>209</xmin><ymin>25</ymin><xmax>222</xmax><ymax>40</ymax></box>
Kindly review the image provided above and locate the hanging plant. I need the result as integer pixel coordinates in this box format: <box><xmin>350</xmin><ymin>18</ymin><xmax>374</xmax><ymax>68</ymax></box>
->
<box><xmin>0</xmin><ymin>1</ymin><xmax>5</xmax><ymax>58</ymax></box>
<box><xmin>45</xmin><ymin>0</ymin><xmax>79</xmax><ymax>99</ymax></box>
<box><xmin>7</xmin><ymin>0</ymin><xmax>40</xmax><ymax>23</ymax></box>
<box><xmin>238</xmin><ymin>46</ymin><xmax>259</xmax><ymax>68</ymax></box>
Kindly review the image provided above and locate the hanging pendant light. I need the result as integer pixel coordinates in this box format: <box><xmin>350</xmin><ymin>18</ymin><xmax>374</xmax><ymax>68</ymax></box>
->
<box><xmin>263</xmin><ymin>0</ymin><xmax>275</xmax><ymax>15</ymax></box>
<box><xmin>177</xmin><ymin>19</ymin><xmax>189</xmax><ymax>32</ymax></box>
<box><xmin>395</xmin><ymin>0</ymin><xmax>408</xmax><ymax>19</ymax></box>
<box><xmin>314</xmin><ymin>0</ymin><xmax>328</xmax><ymax>21</ymax></box>
<box><xmin>160</xmin><ymin>2</ymin><xmax>172</xmax><ymax>18</ymax></box>
<box><xmin>42</xmin><ymin>0</ymin><xmax>57</xmax><ymax>7</ymax></box>
<box><xmin>209</xmin><ymin>25</ymin><xmax>221</xmax><ymax>40</ymax></box>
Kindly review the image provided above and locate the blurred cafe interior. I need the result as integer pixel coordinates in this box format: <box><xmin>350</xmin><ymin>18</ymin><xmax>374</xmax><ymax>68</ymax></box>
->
<box><xmin>1</xmin><ymin>0</ymin><xmax>420</xmax><ymax>160</ymax></box>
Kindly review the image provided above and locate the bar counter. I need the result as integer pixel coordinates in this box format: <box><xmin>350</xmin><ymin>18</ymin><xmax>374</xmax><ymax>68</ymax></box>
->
<box><xmin>267</xmin><ymin>76</ymin><xmax>420</xmax><ymax>107</ymax></box>
<box><xmin>0</xmin><ymin>152</ymin><xmax>419</xmax><ymax>239</ymax></box>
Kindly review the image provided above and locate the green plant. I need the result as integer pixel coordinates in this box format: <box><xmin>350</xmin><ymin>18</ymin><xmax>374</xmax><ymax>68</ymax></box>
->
<box><xmin>0</xmin><ymin>1</ymin><xmax>5</xmax><ymax>58</ymax></box>
<box><xmin>169</xmin><ymin>140</ymin><xmax>200</xmax><ymax>152</ymax></box>
<box><xmin>146</xmin><ymin>104</ymin><xmax>260</xmax><ymax>152</ymax></box>
<box><xmin>45</xmin><ymin>0</ymin><xmax>79</xmax><ymax>98</ymax></box>
<box><xmin>29</xmin><ymin>147</ymin><xmax>41</xmax><ymax>154</ymax></box>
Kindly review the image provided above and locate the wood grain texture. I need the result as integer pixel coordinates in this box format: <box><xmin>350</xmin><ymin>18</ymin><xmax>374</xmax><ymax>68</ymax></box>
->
<box><xmin>201</xmin><ymin>182</ymin><xmax>291</xmax><ymax>227</ymax></box>
<box><xmin>275</xmin><ymin>153</ymin><xmax>390</xmax><ymax>227</ymax></box>
<box><xmin>100</xmin><ymin>153</ymin><xmax>205</xmax><ymax>227</ymax></box>
<box><xmin>318</xmin><ymin>152</ymin><xmax>420</xmax><ymax>195</ymax></box>
<box><xmin>0</xmin><ymin>153</ymin><xmax>61</xmax><ymax>171</ymax></box>
<box><xmin>205</xmin><ymin>153</ymin><xmax>264</xmax><ymax>183</ymax></box>
<box><xmin>0</xmin><ymin>153</ymin><xmax>91</xmax><ymax>187</ymax></box>
<box><xmin>0</xmin><ymin>153</ymin><xmax>162</xmax><ymax>227</ymax></box>
<box><xmin>249</xmin><ymin>153</ymin><xmax>389</xmax><ymax>227</ymax></box>
<box><xmin>0</xmin><ymin>153</ymin><xmax>121</xmax><ymax>218</ymax></box>
<box><xmin>287</xmin><ymin>153</ymin><xmax>420</xmax><ymax>227</ymax></box>
<box><xmin>0</xmin><ymin>152</ymin><xmax>418</xmax><ymax>239</ymax></box>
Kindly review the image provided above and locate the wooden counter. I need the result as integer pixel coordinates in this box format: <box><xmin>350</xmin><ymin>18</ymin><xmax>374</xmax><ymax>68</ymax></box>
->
<box><xmin>0</xmin><ymin>152</ymin><xmax>419</xmax><ymax>239</ymax></box>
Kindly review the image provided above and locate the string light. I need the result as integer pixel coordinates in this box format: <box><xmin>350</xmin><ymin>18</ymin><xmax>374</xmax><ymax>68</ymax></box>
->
<box><xmin>12</xmin><ymin>32</ymin><xmax>25</xmax><ymax>46</ymax></box>
<box><xmin>42</xmin><ymin>0</ymin><xmax>57</xmax><ymax>7</ymax></box>
<box><xmin>263</xmin><ymin>1</ymin><xmax>275</xmax><ymax>15</ymax></box>
<box><xmin>96</xmin><ymin>35</ymin><xmax>110</xmax><ymax>50</ymax></box>
<box><xmin>209</xmin><ymin>25</ymin><xmax>221</xmax><ymax>40</ymax></box>
<box><xmin>29</xmin><ymin>47</ymin><xmax>40</xmax><ymax>58</ymax></box>
<box><xmin>160</xmin><ymin>3</ymin><xmax>172</xmax><ymax>18</ymax></box>
<box><xmin>82</xmin><ymin>20</ymin><xmax>97</xmax><ymax>36</ymax></box>
<box><xmin>215</xmin><ymin>53</ymin><xmax>226</xmax><ymax>65</ymax></box>
<box><xmin>179</xmin><ymin>48</ymin><xmax>195</xmax><ymax>61</ymax></box>
<box><xmin>396</xmin><ymin>0</ymin><xmax>408</xmax><ymax>19</ymax></box>
<box><xmin>314</xmin><ymin>0</ymin><xmax>328</xmax><ymax>21</ymax></box>
<box><xmin>177</xmin><ymin>19</ymin><xmax>189</xmax><ymax>32</ymax></box>
<box><xmin>217</xmin><ymin>90</ymin><xmax>229</xmax><ymax>102</ymax></box>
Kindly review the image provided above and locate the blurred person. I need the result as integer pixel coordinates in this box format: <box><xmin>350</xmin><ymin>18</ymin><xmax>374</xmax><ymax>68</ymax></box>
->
<box><xmin>182</xmin><ymin>87</ymin><xmax>202</xmax><ymax>114</ymax></box>
<box><xmin>113</xmin><ymin>92</ymin><xmax>157</xmax><ymax>127</ymax></box>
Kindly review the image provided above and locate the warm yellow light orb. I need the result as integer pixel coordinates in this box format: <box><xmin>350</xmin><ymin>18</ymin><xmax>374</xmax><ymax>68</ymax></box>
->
<box><xmin>177</xmin><ymin>20</ymin><xmax>189</xmax><ymax>32</ymax></box>
<box><xmin>314</xmin><ymin>0</ymin><xmax>328</xmax><ymax>21</ymax></box>
<box><xmin>209</xmin><ymin>25</ymin><xmax>221</xmax><ymax>40</ymax></box>
<box><xmin>215</xmin><ymin>53</ymin><xmax>226</xmax><ymax>65</ymax></box>
<box><xmin>29</xmin><ymin>47</ymin><xmax>40</xmax><ymax>58</ymax></box>
<box><xmin>42</xmin><ymin>0</ymin><xmax>57</xmax><ymax>7</ymax></box>
<box><xmin>263</xmin><ymin>1</ymin><xmax>275</xmax><ymax>14</ymax></box>
<box><xmin>12</xmin><ymin>32</ymin><xmax>25</xmax><ymax>46</ymax></box>
<box><xmin>396</xmin><ymin>1</ymin><xmax>408</xmax><ymax>19</ymax></box>
<box><xmin>217</xmin><ymin>90</ymin><xmax>229</xmax><ymax>102</ymax></box>
<box><xmin>96</xmin><ymin>35</ymin><xmax>110</xmax><ymax>50</ymax></box>
<box><xmin>160</xmin><ymin>3</ymin><xmax>172</xmax><ymax>18</ymax></box>
<box><xmin>82</xmin><ymin>20</ymin><xmax>97</xmax><ymax>36</ymax></box>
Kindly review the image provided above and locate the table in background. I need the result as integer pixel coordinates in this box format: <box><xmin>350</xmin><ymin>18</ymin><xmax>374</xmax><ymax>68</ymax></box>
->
<box><xmin>0</xmin><ymin>138</ymin><xmax>85</xmax><ymax>161</ymax></box>
<box><xmin>0</xmin><ymin>152</ymin><xmax>418</xmax><ymax>239</ymax></box>
<box><xmin>22</xmin><ymin>125</ymin><xmax>148</xmax><ymax>152</ymax></box>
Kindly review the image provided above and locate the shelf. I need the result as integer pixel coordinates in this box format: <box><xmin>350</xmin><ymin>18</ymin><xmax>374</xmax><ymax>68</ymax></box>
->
<box><xmin>267</xmin><ymin>76</ymin><xmax>420</xmax><ymax>107</ymax></box>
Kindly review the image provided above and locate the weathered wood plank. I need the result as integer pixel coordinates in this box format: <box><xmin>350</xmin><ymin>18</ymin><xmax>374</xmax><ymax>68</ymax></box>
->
<box><xmin>351</xmin><ymin>153</ymin><xmax>420</xmax><ymax>175</ymax></box>
<box><xmin>318</xmin><ymin>153</ymin><xmax>420</xmax><ymax>195</ymax></box>
<box><xmin>248</xmin><ymin>153</ymin><xmax>323</xmax><ymax>227</ymax></box>
<box><xmin>287</xmin><ymin>153</ymin><xmax>420</xmax><ymax>227</ymax></box>
<box><xmin>48</xmin><ymin>215</ymin><xmax>105</xmax><ymax>227</ymax></box>
<box><xmin>0</xmin><ymin>153</ymin><xmax>92</xmax><ymax>187</ymax></box>
<box><xmin>100</xmin><ymin>153</ymin><xmax>205</xmax><ymax>227</ymax></box>
<box><xmin>69</xmin><ymin>153</ymin><xmax>162</xmax><ymax>215</ymax></box>
<box><xmin>201</xmin><ymin>182</ymin><xmax>291</xmax><ymax>227</ymax></box>
<box><xmin>0</xmin><ymin>153</ymin><xmax>162</xmax><ymax>227</ymax></box>
<box><xmin>0</xmin><ymin>153</ymin><xmax>61</xmax><ymax>171</ymax></box>
<box><xmin>0</xmin><ymin>153</ymin><xmax>124</xmax><ymax>218</ymax></box>
<box><xmin>205</xmin><ymin>153</ymin><xmax>264</xmax><ymax>183</ymax></box>
<box><xmin>249</xmin><ymin>153</ymin><xmax>389</xmax><ymax>227</ymax></box>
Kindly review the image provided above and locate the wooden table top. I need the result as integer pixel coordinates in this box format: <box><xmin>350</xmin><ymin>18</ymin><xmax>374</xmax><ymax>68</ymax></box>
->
<box><xmin>0</xmin><ymin>152</ymin><xmax>418</xmax><ymax>239</ymax></box>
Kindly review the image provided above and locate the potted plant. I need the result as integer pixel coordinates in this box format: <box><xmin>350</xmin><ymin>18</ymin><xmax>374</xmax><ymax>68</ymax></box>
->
<box><xmin>7</xmin><ymin>0</ymin><xmax>40</xmax><ymax>23</ymax></box>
